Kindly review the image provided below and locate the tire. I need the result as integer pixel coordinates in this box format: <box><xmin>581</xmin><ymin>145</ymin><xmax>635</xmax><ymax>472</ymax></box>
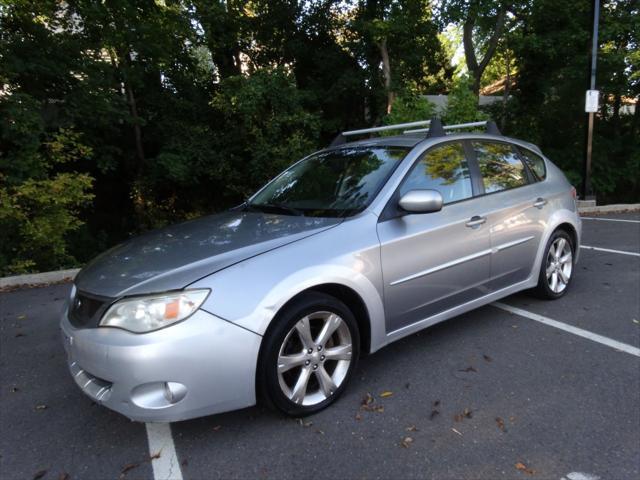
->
<box><xmin>257</xmin><ymin>292</ymin><xmax>360</xmax><ymax>416</ymax></box>
<box><xmin>533</xmin><ymin>229</ymin><xmax>575</xmax><ymax>299</ymax></box>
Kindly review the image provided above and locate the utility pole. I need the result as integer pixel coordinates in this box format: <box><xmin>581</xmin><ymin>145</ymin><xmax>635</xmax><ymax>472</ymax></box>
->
<box><xmin>582</xmin><ymin>0</ymin><xmax>600</xmax><ymax>200</ymax></box>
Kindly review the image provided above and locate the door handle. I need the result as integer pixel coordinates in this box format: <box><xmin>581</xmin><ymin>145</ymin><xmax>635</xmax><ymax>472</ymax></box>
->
<box><xmin>533</xmin><ymin>197</ymin><xmax>547</xmax><ymax>209</ymax></box>
<box><xmin>465</xmin><ymin>215</ymin><xmax>487</xmax><ymax>228</ymax></box>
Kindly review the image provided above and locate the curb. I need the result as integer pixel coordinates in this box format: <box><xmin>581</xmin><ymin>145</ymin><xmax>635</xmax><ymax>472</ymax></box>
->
<box><xmin>0</xmin><ymin>268</ymin><xmax>80</xmax><ymax>290</ymax></box>
<box><xmin>578</xmin><ymin>203</ymin><xmax>640</xmax><ymax>214</ymax></box>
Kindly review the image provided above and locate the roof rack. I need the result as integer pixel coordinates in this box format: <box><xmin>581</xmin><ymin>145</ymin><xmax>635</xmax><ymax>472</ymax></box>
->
<box><xmin>342</xmin><ymin>119</ymin><xmax>431</xmax><ymax>137</ymax></box>
<box><xmin>404</xmin><ymin>120</ymin><xmax>489</xmax><ymax>134</ymax></box>
<box><xmin>329</xmin><ymin>118</ymin><xmax>501</xmax><ymax>147</ymax></box>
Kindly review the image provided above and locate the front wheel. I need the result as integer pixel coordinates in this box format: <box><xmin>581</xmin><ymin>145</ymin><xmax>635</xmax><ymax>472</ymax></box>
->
<box><xmin>533</xmin><ymin>230</ymin><xmax>575</xmax><ymax>299</ymax></box>
<box><xmin>258</xmin><ymin>292</ymin><xmax>360</xmax><ymax>416</ymax></box>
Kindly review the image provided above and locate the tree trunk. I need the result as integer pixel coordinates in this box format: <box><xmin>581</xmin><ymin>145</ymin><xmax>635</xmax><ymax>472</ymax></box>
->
<box><xmin>108</xmin><ymin>50</ymin><xmax>146</xmax><ymax>173</ymax></box>
<box><xmin>463</xmin><ymin>4</ymin><xmax>508</xmax><ymax>95</ymax></box>
<box><xmin>501</xmin><ymin>48</ymin><xmax>511</xmax><ymax>130</ymax></box>
<box><xmin>378</xmin><ymin>38</ymin><xmax>395</xmax><ymax>114</ymax></box>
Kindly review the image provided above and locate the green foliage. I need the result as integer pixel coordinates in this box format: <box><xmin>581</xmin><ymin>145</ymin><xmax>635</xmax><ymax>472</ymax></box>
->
<box><xmin>0</xmin><ymin>128</ymin><xmax>94</xmax><ymax>275</ymax></box>
<box><xmin>383</xmin><ymin>91</ymin><xmax>436</xmax><ymax>128</ymax></box>
<box><xmin>208</xmin><ymin>69</ymin><xmax>321</xmax><ymax>198</ymax></box>
<box><xmin>443</xmin><ymin>76</ymin><xmax>488</xmax><ymax>124</ymax></box>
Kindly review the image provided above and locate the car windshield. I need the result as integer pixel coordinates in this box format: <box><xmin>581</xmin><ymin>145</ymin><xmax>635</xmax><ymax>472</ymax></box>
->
<box><xmin>248</xmin><ymin>146</ymin><xmax>409</xmax><ymax>217</ymax></box>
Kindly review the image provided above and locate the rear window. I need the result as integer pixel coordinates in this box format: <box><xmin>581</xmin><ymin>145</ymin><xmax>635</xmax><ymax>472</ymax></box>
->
<box><xmin>472</xmin><ymin>141</ymin><xmax>529</xmax><ymax>193</ymax></box>
<box><xmin>520</xmin><ymin>148</ymin><xmax>547</xmax><ymax>181</ymax></box>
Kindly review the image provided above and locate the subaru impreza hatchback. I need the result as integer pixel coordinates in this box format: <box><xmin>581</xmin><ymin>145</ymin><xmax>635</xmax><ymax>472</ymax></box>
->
<box><xmin>61</xmin><ymin>119</ymin><xmax>581</xmax><ymax>421</ymax></box>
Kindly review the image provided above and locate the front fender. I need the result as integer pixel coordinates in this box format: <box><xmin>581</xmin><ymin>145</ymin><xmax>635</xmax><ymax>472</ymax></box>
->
<box><xmin>188</xmin><ymin>214</ymin><xmax>388</xmax><ymax>353</ymax></box>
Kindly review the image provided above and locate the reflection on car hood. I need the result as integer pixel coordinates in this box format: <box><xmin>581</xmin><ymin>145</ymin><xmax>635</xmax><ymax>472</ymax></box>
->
<box><xmin>74</xmin><ymin>211</ymin><xmax>341</xmax><ymax>298</ymax></box>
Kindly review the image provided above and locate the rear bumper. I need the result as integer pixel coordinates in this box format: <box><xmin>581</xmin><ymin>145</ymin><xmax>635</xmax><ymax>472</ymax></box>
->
<box><xmin>60</xmin><ymin>308</ymin><xmax>262</xmax><ymax>422</ymax></box>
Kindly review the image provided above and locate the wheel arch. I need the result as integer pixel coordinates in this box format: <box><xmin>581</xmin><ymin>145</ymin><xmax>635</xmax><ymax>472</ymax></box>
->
<box><xmin>555</xmin><ymin>222</ymin><xmax>578</xmax><ymax>250</ymax></box>
<box><xmin>263</xmin><ymin>283</ymin><xmax>372</xmax><ymax>357</ymax></box>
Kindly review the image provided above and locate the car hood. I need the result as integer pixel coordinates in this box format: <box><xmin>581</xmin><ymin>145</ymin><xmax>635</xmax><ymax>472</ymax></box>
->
<box><xmin>74</xmin><ymin>210</ymin><xmax>341</xmax><ymax>298</ymax></box>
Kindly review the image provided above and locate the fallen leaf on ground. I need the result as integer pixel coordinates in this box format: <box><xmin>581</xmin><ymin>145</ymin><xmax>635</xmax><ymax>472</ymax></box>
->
<box><xmin>18</xmin><ymin>314</ymin><xmax>26</xmax><ymax>320</ymax></box>
<box><xmin>454</xmin><ymin>408</ymin><xmax>473</xmax><ymax>422</ymax></box>
<box><xmin>361</xmin><ymin>393</ymin><xmax>374</xmax><ymax>406</ymax></box>
<box><xmin>119</xmin><ymin>463</ymin><xmax>139</xmax><ymax>478</ymax></box>
<box><xmin>483</xmin><ymin>354</ymin><xmax>493</xmax><ymax>362</ymax></box>
<box><xmin>212</xmin><ymin>425</ymin><xmax>222</xmax><ymax>431</ymax></box>
<box><xmin>451</xmin><ymin>428</ymin><xmax>463</xmax><ymax>436</ymax></box>
<box><xmin>406</xmin><ymin>425</ymin><xmax>418</xmax><ymax>432</ymax></box>
<box><xmin>515</xmin><ymin>462</ymin><xmax>535</xmax><ymax>475</ymax></box>
<box><xmin>316</xmin><ymin>429</ymin><xmax>324</xmax><ymax>435</ymax></box>
<box><xmin>297</xmin><ymin>419</ymin><xmax>313</xmax><ymax>427</ymax></box>
<box><xmin>33</xmin><ymin>470</ymin><xmax>47</xmax><ymax>480</ymax></box>
<box><xmin>496</xmin><ymin>417</ymin><xmax>506</xmax><ymax>431</ymax></box>
<box><xmin>355</xmin><ymin>412</ymin><xmax>362</xmax><ymax>421</ymax></box>
<box><xmin>379</xmin><ymin>391</ymin><xmax>393</xmax><ymax>398</ymax></box>
<box><xmin>35</xmin><ymin>404</ymin><xmax>47</xmax><ymax>411</ymax></box>
<box><xmin>149</xmin><ymin>451</ymin><xmax>161</xmax><ymax>460</ymax></box>
<box><xmin>400</xmin><ymin>436</ymin><xmax>414</xmax><ymax>448</ymax></box>
<box><xmin>459</xmin><ymin>366</ymin><xmax>477</xmax><ymax>373</ymax></box>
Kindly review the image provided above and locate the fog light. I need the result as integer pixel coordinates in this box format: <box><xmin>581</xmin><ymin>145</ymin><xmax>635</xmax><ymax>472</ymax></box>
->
<box><xmin>131</xmin><ymin>381</ymin><xmax>188</xmax><ymax>409</ymax></box>
<box><xmin>163</xmin><ymin>382</ymin><xmax>187</xmax><ymax>404</ymax></box>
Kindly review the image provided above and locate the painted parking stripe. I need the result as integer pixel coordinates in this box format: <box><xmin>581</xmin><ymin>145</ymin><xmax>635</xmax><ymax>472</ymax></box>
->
<box><xmin>581</xmin><ymin>217</ymin><xmax>640</xmax><ymax>224</ymax></box>
<box><xmin>146</xmin><ymin>423</ymin><xmax>184</xmax><ymax>480</ymax></box>
<box><xmin>580</xmin><ymin>245</ymin><xmax>640</xmax><ymax>257</ymax></box>
<box><xmin>493</xmin><ymin>302</ymin><xmax>640</xmax><ymax>357</ymax></box>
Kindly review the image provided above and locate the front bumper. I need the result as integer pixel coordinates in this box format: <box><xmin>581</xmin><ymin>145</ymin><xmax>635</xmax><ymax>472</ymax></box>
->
<box><xmin>60</xmin><ymin>307</ymin><xmax>262</xmax><ymax>422</ymax></box>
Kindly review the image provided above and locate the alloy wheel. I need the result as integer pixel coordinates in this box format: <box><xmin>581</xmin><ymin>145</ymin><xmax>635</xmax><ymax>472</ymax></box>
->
<box><xmin>277</xmin><ymin>311</ymin><xmax>352</xmax><ymax>406</ymax></box>
<box><xmin>546</xmin><ymin>237</ymin><xmax>573</xmax><ymax>293</ymax></box>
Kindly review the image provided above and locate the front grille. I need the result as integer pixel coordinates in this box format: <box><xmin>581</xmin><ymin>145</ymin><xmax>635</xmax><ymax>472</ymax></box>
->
<box><xmin>68</xmin><ymin>290</ymin><xmax>112</xmax><ymax>328</ymax></box>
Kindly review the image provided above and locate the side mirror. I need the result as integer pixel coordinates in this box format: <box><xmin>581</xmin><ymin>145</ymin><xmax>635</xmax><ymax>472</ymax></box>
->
<box><xmin>398</xmin><ymin>189</ymin><xmax>443</xmax><ymax>214</ymax></box>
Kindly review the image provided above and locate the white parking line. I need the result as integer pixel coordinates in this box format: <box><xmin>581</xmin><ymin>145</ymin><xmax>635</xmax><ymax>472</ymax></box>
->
<box><xmin>580</xmin><ymin>245</ymin><xmax>640</xmax><ymax>257</ymax></box>
<box><xmin>146</xmin><ymin>423</ymin><xmax>184</xmax><ymax>480</ymax></box>
<box><xmin>493</xmin><ymin>302</ymin><xmax>640</xmax><ymax>357</ymax></box>
<box><xmin>581</xmin><ymin>217</ymin><xmax>640</xmax><ymax>224</ymax></box>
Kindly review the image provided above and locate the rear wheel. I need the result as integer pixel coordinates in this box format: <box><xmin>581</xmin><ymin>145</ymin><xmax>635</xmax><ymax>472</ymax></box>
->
<box><xmin>533</xmin><ymin>230</ymin><xmax>574</xmax><ymax>299</ymax></box>
<box><xmin>258</xmin><ymin>292</ymin><xmax>360</xmax><ymax>416</ymax></box>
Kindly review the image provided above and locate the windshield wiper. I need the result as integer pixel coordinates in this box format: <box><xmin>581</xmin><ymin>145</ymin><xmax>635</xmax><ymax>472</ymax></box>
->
<box><xmin>245</xmin><ymin>202</ymin><xmax>305</xmax><ymax>217</ymax></box>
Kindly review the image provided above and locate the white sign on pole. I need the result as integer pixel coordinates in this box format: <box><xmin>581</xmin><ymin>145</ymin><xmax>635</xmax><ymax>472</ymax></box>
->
<box><xmin>585</xmin><ymin>90</ymin><xmax>599</xmax><ymax>113</ymax></box>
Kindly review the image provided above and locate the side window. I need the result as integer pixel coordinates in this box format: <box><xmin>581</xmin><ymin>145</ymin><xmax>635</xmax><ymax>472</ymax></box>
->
<box><xmin>520</xmin><ymin>148</ymin><xmax>547</xmax><ymax>181</ymax></box>
<box><xmin>400</xmin><ymin>142</ymin><xmax>473</xmax><ymax>204</ymax></box>
<box><xmin>472</xmin><ymin>141</ymin><xmax>528</xmax><ymax>193</ymax></box>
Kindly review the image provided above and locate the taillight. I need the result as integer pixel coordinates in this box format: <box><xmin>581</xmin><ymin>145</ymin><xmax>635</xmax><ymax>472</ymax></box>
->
<box><xmin>570</xmin><ymin>186</ymin><xmax>577</xmax><ymax>199</ymax></box>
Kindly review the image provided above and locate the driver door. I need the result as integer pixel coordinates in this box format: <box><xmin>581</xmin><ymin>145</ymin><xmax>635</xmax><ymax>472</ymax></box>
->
<box><xmin>376</xmin><ymin>141</ymin><xmax>492</xmax><ymax>333</ymax></box>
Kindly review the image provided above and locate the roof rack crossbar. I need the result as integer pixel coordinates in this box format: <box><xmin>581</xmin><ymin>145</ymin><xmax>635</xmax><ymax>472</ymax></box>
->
<box><xmin>342</xmin><ymin>119</ymin><xmax>431</xmax><ymax>137</ymax></box>
<box><xmin>403</xmin><ymin>120</ymin><xmax>488</xmax><ymax>134</ymax></box>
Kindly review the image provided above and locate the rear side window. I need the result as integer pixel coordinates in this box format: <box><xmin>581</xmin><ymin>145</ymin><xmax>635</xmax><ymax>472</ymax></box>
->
<box><xmin>472</xmin><ymin>141</ymin><xmax>528</xmax><ymax>193</ymax></box>
<box><xmin>520</xmin><ymin>148</ymin><xmax>547</xmax><ymax>181</ymax></box>
<box><xmin>400</xmin><ymin>142</ymin><xmax>473</xmax><ymax>204</ymax></box>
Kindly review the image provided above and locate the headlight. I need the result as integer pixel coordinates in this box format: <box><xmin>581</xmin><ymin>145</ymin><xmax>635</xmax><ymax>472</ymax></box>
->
<box><xmin>99</xmin><ymin>289</ymin><xmax>210</xmax><ymax>333</ymax></box>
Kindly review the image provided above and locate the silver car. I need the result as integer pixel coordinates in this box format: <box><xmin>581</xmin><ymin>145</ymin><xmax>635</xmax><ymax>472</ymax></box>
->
<box><xmin>60</xmin><ymin>119</ymin><xmax>581</xmax><ymax>422</ymax></box>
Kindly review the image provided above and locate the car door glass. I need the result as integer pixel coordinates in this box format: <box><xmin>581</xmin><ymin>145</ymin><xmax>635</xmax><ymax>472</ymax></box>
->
<box><xmin>400</xmin><ymin>142</ymin><xmax>472</xmax><ymax>204</ymax></box>
<box><xmin>472</xmin><ymin>142</ymin><xmax>528</xmax><ymax>193</ymax></box>
<box><xmin>520</xmin><ymin>148</ymin><xmax>547</xmax><ymax>181</ymax></box>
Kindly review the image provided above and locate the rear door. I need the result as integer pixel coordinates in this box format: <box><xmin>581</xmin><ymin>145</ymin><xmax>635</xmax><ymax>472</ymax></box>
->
<box><xmin>469</xmin><ymin>140</ymin><xmax>547</xmax><ymax>291</ymax></box>
<box><xmin>377</xmin><ymin>141</ymin><xmax>492</xmax><ymax>333</ymax></box>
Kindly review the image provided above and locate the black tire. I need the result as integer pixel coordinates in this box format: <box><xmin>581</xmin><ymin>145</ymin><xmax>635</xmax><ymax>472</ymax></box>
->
<box><xmin>257</xmin><ymin>292</ymin><xmax>360</xmax><ymax>416</ymax></box>
<box><xmin>533</xmin><ymin>229</ymin><xmax>575</xmax><ymax>300</ymax></box>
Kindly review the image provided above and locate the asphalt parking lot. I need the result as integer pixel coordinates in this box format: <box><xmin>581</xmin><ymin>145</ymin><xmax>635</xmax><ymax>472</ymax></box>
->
<box><xmin>1</xmin><ymin>212</ymin><xmax>638</xmax><ymax>480</ymax></box>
